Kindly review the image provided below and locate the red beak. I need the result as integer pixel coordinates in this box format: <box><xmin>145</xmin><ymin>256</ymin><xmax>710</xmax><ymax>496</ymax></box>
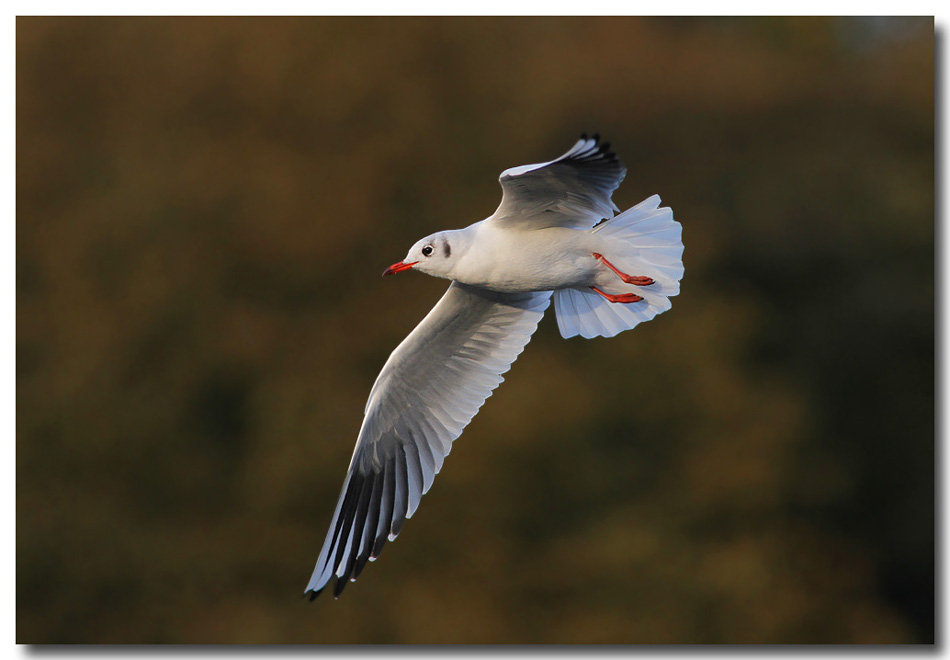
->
<box><xmin>382</xmin><ymin>260</ymin><xmax>418</xmax><ymax>276</ymax></box>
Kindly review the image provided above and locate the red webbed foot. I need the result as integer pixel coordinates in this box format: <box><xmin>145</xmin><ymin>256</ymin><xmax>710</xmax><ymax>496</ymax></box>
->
<box><xmin>590</xmin><ymin>286</ymin><xmax>643</xmax><ymax>304</ymax></box>
<box><xmin>592</xmin><ymin>253</ymin><xmax>654</xmax><ymax>286</ymax></box>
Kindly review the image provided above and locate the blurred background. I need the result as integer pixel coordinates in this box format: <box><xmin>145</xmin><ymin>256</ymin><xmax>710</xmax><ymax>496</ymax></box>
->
<box><xmin>17</xmin><ymin>17</ymin><xmax>934</xmax><ymax>643</ymax></box>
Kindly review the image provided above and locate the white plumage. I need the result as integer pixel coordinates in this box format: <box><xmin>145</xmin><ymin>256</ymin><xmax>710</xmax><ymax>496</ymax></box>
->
<box><xmin>305</xmin><ymin>134</ymin><xmax>684</xmax><ymax>599</ymax></box>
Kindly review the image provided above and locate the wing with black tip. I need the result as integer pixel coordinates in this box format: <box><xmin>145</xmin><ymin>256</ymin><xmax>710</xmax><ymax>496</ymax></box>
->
<box><xmin>489</xmin><ymin>133</ymin><xmax>627</xmax><ymax>230</ymax></box>
<box><xmin>305</xmin><ymin>283</ymin><xmax>551</xmax><ymax>599</ymax></box>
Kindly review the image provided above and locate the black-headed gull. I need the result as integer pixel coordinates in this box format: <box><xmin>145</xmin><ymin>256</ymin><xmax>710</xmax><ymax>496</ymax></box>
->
<box><xmin>306</xmin><ymin>134</ymin><xmax>684</xmax><ymax>599</ymax></box>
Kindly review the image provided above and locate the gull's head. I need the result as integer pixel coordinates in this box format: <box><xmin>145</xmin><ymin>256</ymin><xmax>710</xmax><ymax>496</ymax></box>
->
<box><xmin>383</xmin><ymin>232</ymin><xmax>458</xmax><ymax>279</ymax></box>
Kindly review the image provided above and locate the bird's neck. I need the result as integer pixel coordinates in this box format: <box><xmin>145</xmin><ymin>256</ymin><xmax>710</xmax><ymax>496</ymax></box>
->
<box><xmin>441</xmin><ymin>225</ymin><xmax>479</xmax><ymax>280</ymax></box>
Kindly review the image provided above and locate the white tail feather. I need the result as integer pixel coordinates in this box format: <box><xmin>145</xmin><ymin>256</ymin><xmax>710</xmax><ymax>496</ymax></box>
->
<box><xmin>554</xmin><ymin>195</ymin><xmax>684</xmax><ymax>339</ymax></box>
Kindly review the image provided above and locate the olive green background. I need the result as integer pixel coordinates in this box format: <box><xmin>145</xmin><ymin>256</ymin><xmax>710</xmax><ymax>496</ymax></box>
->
<box><xmin>17</xmin><ymin>17</ymin><xmax>934</xmax><ymax>643</ymax></box>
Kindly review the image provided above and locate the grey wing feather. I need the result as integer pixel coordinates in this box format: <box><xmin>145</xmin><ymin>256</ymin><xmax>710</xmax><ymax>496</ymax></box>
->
<box><xmin>490</xmin><ymin>133</ymin><xmax>627</xmax><ymax>230</ymax></box>
<box><xmin>305</xmin><ymin>282</ymin><xmax>551</xmax><ymax>599</ymax></box>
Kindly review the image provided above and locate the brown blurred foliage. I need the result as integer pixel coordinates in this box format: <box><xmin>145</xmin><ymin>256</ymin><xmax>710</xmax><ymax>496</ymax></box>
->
<box><xmin>17</xmin><ymin>17</ymin><xmax>934</xmax><ymax>643</ymax></box>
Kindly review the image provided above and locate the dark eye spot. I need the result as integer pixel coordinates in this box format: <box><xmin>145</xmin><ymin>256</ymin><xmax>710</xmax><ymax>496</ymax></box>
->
<box><xmin>422</xmin><ymin>245</ymin><xmax>433</xmax><ymax>257</ymax></box>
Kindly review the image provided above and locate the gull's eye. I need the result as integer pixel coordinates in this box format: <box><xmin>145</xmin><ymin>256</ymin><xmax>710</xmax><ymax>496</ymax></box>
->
<box><xmin>422</xmin><ymin>245</ymin><xmax>433</xmax><ymax>257</ymax></box>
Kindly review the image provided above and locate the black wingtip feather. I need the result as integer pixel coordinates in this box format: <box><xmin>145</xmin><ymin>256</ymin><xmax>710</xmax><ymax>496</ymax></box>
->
<box><xmin>328</xmin><ymin>471</ymin><xmax>365</xmax><ymax>592</ymax></box>
<box><xmin>332</xmin><ymin>574</ymin><xmax>348</xmax><ymax>598</ymax></box>
<box><xmin>352</xmin><ymin>554</ymin><xmax>369</xmax><ymax>580</ymax></box>
<box><xmin>563</xmin><ymin>133</ymin><xmax>620</xmax><ymax>170</ymax></box>
<box><xmin>371</xmin><ymin>456</ymin><xmax>397</xmax><ymax>560</ymax></box>
<box><xmin>337</xmin><ymin>471</ymin><xmax>375</xmax><ymax>588</ymax></box>
<box><xmin>390</xmin><ymin>445</ymin><xmax>410</xmax><ymax>539</ymax></box>
<box><xmin>352</xmin><ymin>469</ymin><xmax>384</xmax><ymax>580</ymax></box>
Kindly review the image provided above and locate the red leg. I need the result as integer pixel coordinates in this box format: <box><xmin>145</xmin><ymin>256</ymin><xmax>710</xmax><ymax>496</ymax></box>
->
<box><xmin>593</xmin><ymin>253</ymin><xmax>654</xmax><ymax>286</ymax></box>
<box><xmin>590</xmin><ymin>286</ymin><xmax>643</xmax><ymax>304</ymax></box>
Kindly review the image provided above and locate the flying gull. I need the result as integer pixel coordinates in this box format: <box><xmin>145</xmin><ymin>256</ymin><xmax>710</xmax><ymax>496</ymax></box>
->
<box><xmin>305</xmin><ymin>134</ymin><xmax>685</xmax><ymax>599</ymax></box>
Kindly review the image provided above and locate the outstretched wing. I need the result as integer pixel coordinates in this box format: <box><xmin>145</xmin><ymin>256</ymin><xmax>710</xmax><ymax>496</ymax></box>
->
<box><xmin>489</xmin><ymin>133</ymin><xmax>627</xmax><ymax>230</ymax></box>
<box><xmin>306</xmin><ymin>282</ymin><xmax>551</xmax><ymax>599</ymax></box>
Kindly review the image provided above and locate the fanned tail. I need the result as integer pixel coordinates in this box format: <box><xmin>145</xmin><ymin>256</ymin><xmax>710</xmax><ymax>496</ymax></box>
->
<box><xmin>553</xmin><ymin>195</ymin><xmax>684</xmax><ymax>339</ymax></box>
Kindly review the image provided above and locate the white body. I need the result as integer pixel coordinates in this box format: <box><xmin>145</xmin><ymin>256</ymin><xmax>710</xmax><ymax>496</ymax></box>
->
<box><xmin>446</xmin><ymin>222</ymin><xmax>600</xmax><ymax>292</ymax></box>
